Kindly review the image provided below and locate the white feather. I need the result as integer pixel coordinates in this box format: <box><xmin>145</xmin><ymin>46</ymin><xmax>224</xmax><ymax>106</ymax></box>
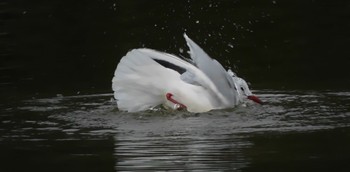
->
<box><xmin>183</xmin><ymin>33</ymin><xmax>238</xmax><ymax>106</ymax></box>
<box><xmin>112</xmin><ymin>34</ymin><xmax>259</xmax><ymax>112</ymax></box>
<box><xmin>112</xmin><ymin>49</ymin><xmax>216</xmax><ymax>112</ymax></box>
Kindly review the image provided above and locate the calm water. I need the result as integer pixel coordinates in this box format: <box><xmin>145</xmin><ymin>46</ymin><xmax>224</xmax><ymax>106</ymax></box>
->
<box><xmin>1</xmin><ymin>0</ymin><xmax>350</xmax><ymax>171</ymax></box>
<box><xmin>1</xmin><ymin>90</ymin><xmax>350</xmax><ymax>171</ymax></box>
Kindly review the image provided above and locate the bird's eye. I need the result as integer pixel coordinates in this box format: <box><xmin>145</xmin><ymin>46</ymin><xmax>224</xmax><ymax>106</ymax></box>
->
<box><xmin>240</xmin><ymin>87</ymin><xmax>244</xmax><ymax>91</ymax></box>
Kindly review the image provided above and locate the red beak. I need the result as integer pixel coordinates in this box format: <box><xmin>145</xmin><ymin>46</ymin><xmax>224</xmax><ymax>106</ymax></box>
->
<box><xmin>247</xmin><ymin>95</ymin><xmax>263</xmax><ymax>105</ymax></box>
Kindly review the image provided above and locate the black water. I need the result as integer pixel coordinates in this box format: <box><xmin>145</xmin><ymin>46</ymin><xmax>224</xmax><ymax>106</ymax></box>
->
<box><xmin>1</xmin><ymin>0</ymin><xmax>350</xmax><ymax>171</ymax></box>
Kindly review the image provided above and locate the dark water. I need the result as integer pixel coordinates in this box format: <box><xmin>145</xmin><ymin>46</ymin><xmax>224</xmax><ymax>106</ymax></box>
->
<box><xmin>1</xmin><ymin>0</ymin><xmax>350</xmax><ymax>171</ymax></box>
<box><xmin>1</xmin><ymin>90</ymin><xmax>350</xmax><ymax>171</ymax></box>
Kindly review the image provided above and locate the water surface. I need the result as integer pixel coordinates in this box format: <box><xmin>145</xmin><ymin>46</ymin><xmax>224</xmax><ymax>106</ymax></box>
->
<box><xmin>1</xmin><ymin>0</ymin><xmax>350</xmax><ymax>171</ymax></box>
<box><xmin>1</xmin><ymin>90</ymin><xmax>350</xmax><ymax>171</ymax></box>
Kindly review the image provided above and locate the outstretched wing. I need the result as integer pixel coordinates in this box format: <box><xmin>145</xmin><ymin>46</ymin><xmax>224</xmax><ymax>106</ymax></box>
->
<box><xmin>138</xmin><ymin>49</ymin><xmax>227</xmax><ymax>107</ymax></box>
<box><xmin>184</xmin><ymin>33</ymin><xmax>238</xmax><ymax>106</ymax></box>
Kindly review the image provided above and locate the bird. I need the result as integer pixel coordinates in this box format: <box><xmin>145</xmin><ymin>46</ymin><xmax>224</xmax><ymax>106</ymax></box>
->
<box><xmin>112</xmin><ymin>33</ymin><xmax>262</xmax><ymax>113</ymax></box>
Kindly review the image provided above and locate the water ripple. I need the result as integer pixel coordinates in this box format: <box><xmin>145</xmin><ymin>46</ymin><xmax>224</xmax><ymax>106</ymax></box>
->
<box><xmin>2</xmin><ymin>90</ymin><xmax>350</xmax><ymax>171</ymax></box>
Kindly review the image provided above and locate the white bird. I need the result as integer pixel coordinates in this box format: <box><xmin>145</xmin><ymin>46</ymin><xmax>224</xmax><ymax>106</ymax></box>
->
<box><xmin>112</xmin><ymin>33</ymin><xmax>262</xmax><ymax>113</ymax></box>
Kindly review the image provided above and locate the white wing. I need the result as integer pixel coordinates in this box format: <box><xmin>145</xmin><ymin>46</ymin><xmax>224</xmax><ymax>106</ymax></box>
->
<box><xmin>138</xmin><ymin>49</ymin><xmax>228</xmax><ymax>108</ymax></box>
<box><xmin>184</xmin><ymin>33</ymin><xmax>238</xmax><ymax>106</ymax></box>
<box><xmin>112</xmin><ymin>48</ymin><xmax>227</xmax><ymax>111</ymax></box>
<box><xmin>112</xmin><ymin>49</ymin><xmax>170</xmax><ymax>112</ymax></box>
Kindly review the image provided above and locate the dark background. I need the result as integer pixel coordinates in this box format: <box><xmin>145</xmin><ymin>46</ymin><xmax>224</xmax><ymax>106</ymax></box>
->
<box><xmin>1</xmin><ymin>0</ymin><xmax>350</xmax><ymax>100</ymax></box>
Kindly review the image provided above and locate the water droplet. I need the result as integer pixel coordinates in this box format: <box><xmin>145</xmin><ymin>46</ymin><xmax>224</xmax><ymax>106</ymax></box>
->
<box><xmin>228</xmin><ymin>43</ymin><xmax>234</xmax><ymax>48</ymax></box>
<box><xmin>179</xmin><ymin>48</ymin><xmax>184</xmax><ymax>53</ymax></box>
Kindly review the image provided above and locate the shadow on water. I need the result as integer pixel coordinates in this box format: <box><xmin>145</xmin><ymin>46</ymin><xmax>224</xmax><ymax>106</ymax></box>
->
<box><xmin>1</xmin><ymin>90</ymin><xmax>350</xmax><ymax>171</ymax></box>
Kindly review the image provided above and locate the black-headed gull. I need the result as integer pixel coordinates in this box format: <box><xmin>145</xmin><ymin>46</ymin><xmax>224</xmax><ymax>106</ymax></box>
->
<box><xmin>112</xmin><ymin>34</ymin><xmax>262</xmax><ymax>112</ymax></box>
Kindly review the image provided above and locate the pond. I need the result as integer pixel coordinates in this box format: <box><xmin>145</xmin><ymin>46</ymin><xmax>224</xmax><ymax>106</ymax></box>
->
<box><xmin>1</xmin><ymin>90</ymin><xmax>350</xmax><ymax>171</ymax></box>
<box><xmin>1</xmin><ymin>0</ymin><xmax>350</xmax><ymax>171</ymax></box>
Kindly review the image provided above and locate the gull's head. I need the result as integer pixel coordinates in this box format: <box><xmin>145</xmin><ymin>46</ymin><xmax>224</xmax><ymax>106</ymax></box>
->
<box><xmin>227</xmin><ymin>69</ymin><xmax>263</xmax><ymax>105</ymax></box>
